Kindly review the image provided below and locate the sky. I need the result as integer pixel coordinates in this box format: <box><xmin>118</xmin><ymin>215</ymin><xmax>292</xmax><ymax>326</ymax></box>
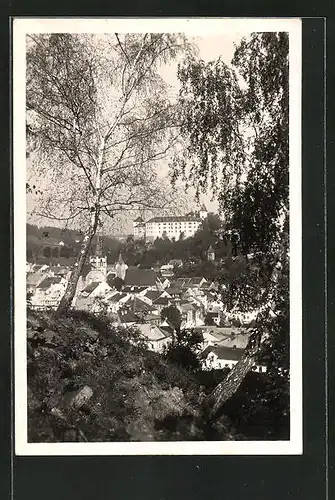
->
<box><xmin>26</xmin><ymin>32</ymin><xmax>250</xmax><ymax>232</ymax></box>
<box><xmin>158</xmin><ymin>33</ymin><xmax>247</xmax><ymax>215</ymax></box>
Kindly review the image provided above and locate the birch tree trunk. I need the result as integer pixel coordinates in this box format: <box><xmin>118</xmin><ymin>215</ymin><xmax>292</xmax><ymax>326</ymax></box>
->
<box><xmin>203</xmin><ymin>214</ymin><xmax>288</xmax><ymax>421</ymax></box>
<box><xmin>56</xmin><ymin>139</ymin><xmax>105</xmax><ymax>317</ymax></box>
<box><xmin>204</xmin><ymin>332</ymin><xmax>261</xmax><ymax>419</ymax></box>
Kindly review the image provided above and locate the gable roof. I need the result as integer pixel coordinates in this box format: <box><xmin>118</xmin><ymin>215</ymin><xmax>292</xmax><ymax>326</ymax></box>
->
<box><xmin>137</xmin><ymin>324</ymin><xmax>167</xmax><ymax>341</ymax></box>
<box><xmin>190</xmin><ymin>277</ymin><xmax>206</xmax><ymax>285</ymax></box>
<box><xmin>146</xmin><ymin>215</ymin><xmax>201</xmax><ymax>223</ymax></box>
<box><xmin>125</xmin><ymin>267</ymin><xmax>158</xmax><ymax>287</ymax></box>
<box><xmin>153</xmin><ymin>296</ymin><xmax>170</xmax><ymax>306</ymax></box>
<box><xmin>159</xmin><ymin>325</ymin><xmax>174</xmax><ymax>337</ymax></box>
<box><xmin>107</xmin><ymin>292</ymin><xmax>127</xmax><ymax>303</ymax></box>
<box><xmin>123</xmin><ymin>296</ymin><xmax>156</xmax><ymax>313</ymax></box>
<box><xmin>37</xmin><ymin>276</ymin><xmax>62</xmax><ymax>290</ymax></box>
<box><xmin>201</xmin><ymin>345</ymin><xmax>244</xmax><ymax>361</ymax></box>
<box><xmin>144</xmin><ymin>290</ymin><xmax>163</xmax><ymax>301</ymax></box>
<box><xmin>26</xmin><ymin>272</ymin><xmax>44</xmax><ymax>286</ymax></box>
<box><xmin>49</xmin><ymin>265</ymin><xmax>69</xmax><ymax>275</ymax></box>
<box><xmin>118</xmin><ymin>311</ymin><xmax>139</xmax><ymax>324</ymax></box>
<box><xmin>134</xmin><ymin>216</ymin><xmax>144</xmax><ymax>222</ymax></box>
<box><xmin>81</xmin><ymin>281</ymin><xmax>101</xmax><ymax>294</ymax></box>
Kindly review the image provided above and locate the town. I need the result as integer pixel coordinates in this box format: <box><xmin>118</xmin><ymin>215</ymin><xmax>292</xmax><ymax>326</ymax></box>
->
<box><xmin>26</xmin><ymin>207</ymin><xmax>266</xmax><ymax>374</ymax></box>
<box><xmin>24</xmin><ymin>30</ymin><xmax>290</xmax><ymax>444</ymax></box>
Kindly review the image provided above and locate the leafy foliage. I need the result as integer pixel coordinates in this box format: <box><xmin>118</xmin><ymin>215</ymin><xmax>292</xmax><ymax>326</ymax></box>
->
<box><xmin>160</xmin><ymin>305</ymin><xmax>182</xmax><ymax>333</ymax></box>
<box><xmin>173</xmin><ymin>33</ymin><xmax>290</xmax><ymax>422</ymax></box>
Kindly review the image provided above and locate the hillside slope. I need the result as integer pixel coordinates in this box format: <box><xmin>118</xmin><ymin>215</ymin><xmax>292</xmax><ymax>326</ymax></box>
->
<box><xmin>27</xmin><ymin>310</ymin><xmax>238</xmax><ymax>442</ymax></box>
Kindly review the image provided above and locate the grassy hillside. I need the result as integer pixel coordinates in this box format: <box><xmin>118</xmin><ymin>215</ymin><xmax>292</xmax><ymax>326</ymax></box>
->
<box><xmin>27</xmin><ymin>310</ymin><xmax>241</xmax><ymax>442</ymax></box>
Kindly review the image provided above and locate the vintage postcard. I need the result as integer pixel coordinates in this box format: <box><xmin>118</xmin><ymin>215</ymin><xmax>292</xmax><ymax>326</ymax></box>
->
<box><xmin>14</xmin><ymin>17</ymin><xmax>302</xmax><ymax>455</ymax></box>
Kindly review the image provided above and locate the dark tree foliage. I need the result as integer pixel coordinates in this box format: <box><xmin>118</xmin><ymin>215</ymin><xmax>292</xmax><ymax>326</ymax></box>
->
<box><xmin>164</xmin><ymin>328</ymin><xmax>204</xmax><ymax>371</ymax></box>
<box><xmin>174</xmin><ymin>33</ymin><xmax>290</xmax><ymax>422</ymax></box>
<box><xmin>160</xmin><ymin>305</ymin><xmax>182</xmax><ymax>334</ymax></box>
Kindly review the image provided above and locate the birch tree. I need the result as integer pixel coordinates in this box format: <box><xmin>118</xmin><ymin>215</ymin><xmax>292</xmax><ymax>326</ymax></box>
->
<box><xmin>173</xmin><ymin>33</ymin><xmax>289</xmax><ymax>419</ymax></box>
<box><xmin>26</xmin><ymin>33</ymin><xmax>193</xmax><ymax>316</ymax></box>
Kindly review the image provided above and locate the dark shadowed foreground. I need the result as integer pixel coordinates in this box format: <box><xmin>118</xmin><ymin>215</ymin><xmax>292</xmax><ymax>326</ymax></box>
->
<box><xmin>27</xmin><ymin>311</ymin><xmax>288</xmax><ymax>442</ymax></box>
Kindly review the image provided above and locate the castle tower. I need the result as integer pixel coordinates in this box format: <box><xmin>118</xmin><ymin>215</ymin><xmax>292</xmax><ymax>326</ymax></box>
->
<box><xmin>133</xmin><ymin>216</ymin><xmax>146</xmax><ymax>240</ymax></box>
<box><xmin>207</xmin><ymin>245</ymin><xmax>215</xmax><ymax>261</ymax></box>
<box><xmin>89</xmin><ymin>233</ymin><xmax>107</xmax><ymax>277</ymax></box>
<box><xmin>199</xmin><ymin>203</ymin><xmax>208</xmax><ymax>220</ymax></box>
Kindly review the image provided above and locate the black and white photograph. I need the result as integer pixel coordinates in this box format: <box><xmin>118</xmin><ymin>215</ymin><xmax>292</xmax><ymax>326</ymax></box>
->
<box><xmin>14</xmin><ymin>18</ymin><xmax>302</xmax><ymax>455</ymax></box>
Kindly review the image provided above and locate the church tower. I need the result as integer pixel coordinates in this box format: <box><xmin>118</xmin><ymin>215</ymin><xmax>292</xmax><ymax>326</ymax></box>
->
<box><xmin>89</xmin><ymin>233</ymin><xmax>107</xmax><ymax>278</ymax></box>
<box><xmin>115</xmin><ymin>253</ymin><xmax>128</xmax><ymax>281</ymax></box>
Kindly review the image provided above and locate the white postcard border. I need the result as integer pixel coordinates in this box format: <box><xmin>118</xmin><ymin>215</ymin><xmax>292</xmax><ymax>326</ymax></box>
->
<box><xmin>14</xmin><ymin>17</ymin><xmax>302</xmax><ymax>456</ymax></box>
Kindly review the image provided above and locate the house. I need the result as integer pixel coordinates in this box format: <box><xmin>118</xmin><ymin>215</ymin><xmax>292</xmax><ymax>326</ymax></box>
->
<box><xmin>30</xmin><ymin>276</ymin><xmax>68</xmax><ymax>310</ymax></box>
<box><xmin>49</xmin><ymin>265</ymin><xmax>72</xmax><ymax>280</ymax></box>
<box><xmin>136</xmin><ymin>324</ymin><xmax>172</xmax><ymax>353</ymax></box>
<box><xmin>180</xmin><ymin>301</ymin><xmax>204</xmax><ymax>328</ymax></box>
<box><xmin>141</xmin><ymin>289</ymin><xmax>163</xmax><ymax>303</ymax></box>
<box><xmin>80</xmin><ymin>281</ymin><xmax>111</xmax><ymax>298</ymax></box>
<box><xmin>104</xmin><ymin>291</ymin><xmax>128</xmax><ymax>314</ymax></box>
<box><xmin>74</xmin><ymin>281</ymin><xmax>112</xmax><ymax>312</ymax></box>
<box><xmin>196</xmin><ymin>326</ymin><xmax>251</xmax><ymax>350</ymax></box>
<box><xmin>200</xmin><ymin>345</ymin><xmax>267</xmax><ymax>373</ymax></box>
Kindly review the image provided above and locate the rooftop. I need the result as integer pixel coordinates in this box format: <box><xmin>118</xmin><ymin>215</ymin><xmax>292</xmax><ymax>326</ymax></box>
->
<box><xmin>125</xmin><ymin>267</ymin><xmax>158</xmax><ymax>287</ymax></box>
<box><xmin>37</xmin><ymin>276</ymin><xmax>62</xmax><ymax>290</ymax></box>
<box><xmin>146</xmin><ymin>215</ymin><xmax>202</xmax><ymax>223</ymax></box>
<box><xmin>201</xmin><ymin>345</ymin><xmax>245</xmax><ymax>361</ymax></box>
<box><xmin>81</xmin><ymin>282</ymin><xmax>100</xmax><ymax>294</ymax></box>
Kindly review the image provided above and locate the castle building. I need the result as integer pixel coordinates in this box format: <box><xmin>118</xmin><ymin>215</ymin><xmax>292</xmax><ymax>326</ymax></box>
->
<box><xmin>133</xmin><ymin>206</ymin><xmax>208</xmax><ymax>242</ymax></box>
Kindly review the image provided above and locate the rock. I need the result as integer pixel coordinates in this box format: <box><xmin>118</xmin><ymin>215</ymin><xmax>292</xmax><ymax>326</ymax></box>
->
<box><xmin>27</xmin><ymin>387</ymin><xmax>41</xmax><ymax>411</ymax></box>
<box><xmin>69</xmin><ymin>386</ymin><xmax>93</xmax><ymax>409</ymax></box>
<box><xmin>27</xmin><ymin>316</ymin><xmax>43</xmax><ymax>330</ymax></box>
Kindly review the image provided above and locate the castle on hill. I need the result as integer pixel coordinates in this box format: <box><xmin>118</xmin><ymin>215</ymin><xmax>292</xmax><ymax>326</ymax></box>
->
<box><xmin>133</xmin><ymin>205</ymin><xmax>208</xmax><ymax>241</ymax></box>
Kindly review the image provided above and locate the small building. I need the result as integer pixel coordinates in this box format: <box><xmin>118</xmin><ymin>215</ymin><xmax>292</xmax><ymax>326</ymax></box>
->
<box><xmin>207</xmin><ymin>245</ymin><xmax>215</xmax><ymax>261</ymax></box>
<box><xmin>200</xmin><ymin>345</ymin><xmax>267</xmax><ymax>373</ymax></box>
<box><xmin>74</xmin><ymin>281</ymin><xmax>112</xmax><ymax>312</ymax></box>
<box><xmin>30</xmin><ymin>276</ymin><xmax>68</xmax><ymax>310</ymax></box>
<box><xmin>136</xmin><ymin>324</ymin><xmax>172</xmax><ymax>353</ymax></box>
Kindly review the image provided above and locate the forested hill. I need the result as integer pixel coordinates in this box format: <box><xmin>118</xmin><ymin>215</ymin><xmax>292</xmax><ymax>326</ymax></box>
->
<box><xmin>26</xmin><ymin>223</ymin><xmax>122</xmax><ymax>262</ymax></box>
